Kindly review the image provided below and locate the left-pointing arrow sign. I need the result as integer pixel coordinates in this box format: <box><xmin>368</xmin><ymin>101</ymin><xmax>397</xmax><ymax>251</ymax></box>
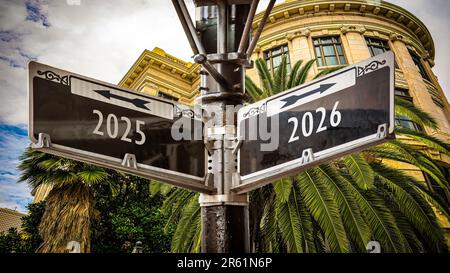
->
<box><xmin>29</xmin><ymin>61</ymin><xmax>212</xmax><ymax>194</ymax></box>
<box><xmin>94</xmin><ymin>89</ymin><xmax>151</xmax><ymax>111</ymax></box>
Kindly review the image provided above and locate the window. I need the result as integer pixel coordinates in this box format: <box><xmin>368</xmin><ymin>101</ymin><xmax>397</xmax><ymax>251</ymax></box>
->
<box><xmin>395</xmin><ymin>88</ymin><xmax>420</xmax><ymax>131</ymax></box>
<box><xmin>395</xmin><ymin>88</ymin><xmax>413</xmax><ymax>102</ymax></box>
<box><xmin>313</xmin><ymin>36</ymin><xmax>347</xmax><ymax>67</ymax></box>
<box><xmin>365</xmin><ymin>37</ymin><xmax>399</xmax><ymax>68</ymax></box>
<box><xmin>366</xmin><ymin>37</ymin><xmax>390</xmax><ymax>57</ymax></box>
<box><xmin>158</xmin><ymin>92</ymin><xmax>178</xmax><ymax>101</ymax></box>
<box><xmin>395</xmin><ymin>115</ymin><xmax>421</xmax><ymax>131</ymax></box>
<box><xmin>264</xmin><ymin>45</ymin><xmax>291</xmax><ymax>74</ymax></box>
<box><xmin>410</xmin><ymin>50</ymin><xmax>431</xmax><ymax>81</ymax></box>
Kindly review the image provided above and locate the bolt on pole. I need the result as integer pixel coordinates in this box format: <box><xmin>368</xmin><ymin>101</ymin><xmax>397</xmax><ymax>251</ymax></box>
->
<box><xmin>172</xmin><ymin>0</ymin><xmax>274</xmax><ymax>253</ymax></box>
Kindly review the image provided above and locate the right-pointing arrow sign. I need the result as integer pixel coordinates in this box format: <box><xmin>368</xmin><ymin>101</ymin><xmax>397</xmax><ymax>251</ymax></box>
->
<box><xmin>266</xmin><ymin>68</ymin><xmax>356</xmax><ymax>117</ymax></box>
<box><xmin>280</xmin><ymin>83</ymin><xmax>336</xmax><ymax>109</ymax></box>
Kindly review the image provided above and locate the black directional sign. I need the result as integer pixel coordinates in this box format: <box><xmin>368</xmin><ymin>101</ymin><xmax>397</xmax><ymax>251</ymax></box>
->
<box><xmin>234</xmin><ymin>51</ymin><xmax>395</xmax><ymax>193</ymax></box>
<box><xmin>28</xmin><ymin>62</ymin><xmax>212</xmax><ymax>193</ymax></box>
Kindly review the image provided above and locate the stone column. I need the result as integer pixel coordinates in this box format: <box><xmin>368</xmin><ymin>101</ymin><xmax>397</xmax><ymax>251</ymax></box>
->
<box><xmin>421</xmin><ymin>51</ymin><xmax>450</xmax><ymax>121</ymax></box>
<box><xmin>289</xmin><ymin>28</ymin><xmax>316</xmax><ymax>79</ymax></box>
<box><xmin>390</xmin><ymin>33</ymin><xmax>450</xmax><ymax>138</ymax></box>
<box><xmin>340</xmin><ymin>25</ymin><xmax>370</xmax><ymax>64</ymax></box>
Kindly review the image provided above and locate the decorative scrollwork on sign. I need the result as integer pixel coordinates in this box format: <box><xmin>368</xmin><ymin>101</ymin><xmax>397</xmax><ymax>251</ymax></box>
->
<box><xmin>37</xmin><ymin>70</ymin><xmax>69</xmax><ymax>85</ymax></box>
<box><xmin>181</xmin><ymin>109</ymin><xmax>195</xmax><ymax>118</ymax></box>
<box><xmin>357</xmin><ymin>60</ymin><xmax>386</xmax><ymax>77</ymax></box>
<box><xmin>243</xmin><ymin>103</ymin><xmax>266</xmax><ymax>118</ymax></box>
<box><xmin>175</xmin><ymin>106</ymin><xmax>202</xmax><ymax>119</ymax></box>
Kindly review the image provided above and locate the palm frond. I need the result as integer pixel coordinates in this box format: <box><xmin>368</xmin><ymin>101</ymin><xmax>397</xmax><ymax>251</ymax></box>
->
<box><xmin>342</xmin><ymin>174</ymin><xmax>405</xmax><ymax>252</ymax></box>
<box><xmin>375</xmin><ymin>141</ymin><xmax>448</xmax><ymax>189</ymax></box>
<box><xmin>161</xmin><ymin>189</ymin><xmax>197</xmax><ymax>233</ymax></box>
<box><xmin>343</xmin><ymin>153</ymin><xmax>375</xmax><ymax>190</ymax></box>
<box><xmin>245</xmin><ymin>75</ymin><xmax>264</xmax><ymax>102</ymax></box>
<box><xmin>395</xmin><ymin>97</ymin><xmax>438</xmax><ymax>130</ymax></box>
<box><xmin>170</xmin><ymin>197</ymin><xmax>200</xmax><ymax>252</ymax></box>
<box><xmin>295</xmin><ymin>59</ymin><xmax>316</xmax><ymax>86</ymax></box>
<box><xmin>287</xmin><ymin>60</ymin><xmax>303</xmax><ymax>89</ymax></box>
<box><xmin>255</xmin><ymin>59</ymin><xmax>274</xmax><ymax>96</ymax></box>
<box><xmin>274</xmin><ymin>182</ymin><xmax>304</xmax><ymax>252</ymax></box>
<box><xmin>77</xmin><ymin>166</ymin><xmax>109</xmax><ymax>185</ymax></box>
<box><xmin>317</xmin><ymin>165</ymin><xmax>371</xmax><ymax>252</ymax></box>
<box><xmin>260</xmin><ymin>191</ymin><xmax>280</xmax><ymax>252</ymax></box>
<box><xmin>293</xmin><ymin>184</ymin><xmax>317</xmax><ymax>253</ymax></box>
<box><xmin>396</xmin><ymin>127</ymin><xmax>450</xmax><ymax>156</ymax></box>
<box><xmin>273</xmin><ymin>178</ymin><xmax>292</xmax><ymax>203</ymax></box>
<box><xmin>371</xmin><ymin>163</ymin><xmax>446</xmax><ymax>250</ymax></box>
<box><xmin>412</xmin><ymin>184</ymin><xmax>450</xmax><ymax>220</ymax></box>
<box><xmin>296</xmin><ymin>169</ymin><xmax>349</xmax><ymax>252</ymax></box>
<box><xmin>376</xmin><ymin>187</ymin><xmax>417</xmax><ymax>253</ymax></box>
<box><xmin>273</xmin><ymin>56</ymin><xmax>288</xmax><ymax>93</ymax></box>
<box><xmin>149</xmin><ymin>180</ymin><xmax>172</xmax><ymax>196</ymax></box>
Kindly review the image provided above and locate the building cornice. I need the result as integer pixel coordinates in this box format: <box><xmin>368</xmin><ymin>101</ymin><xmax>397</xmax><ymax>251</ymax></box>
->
<box><xmin>253</xmin><ymin>0</ymin><xmax>435</xmax><ymax>60</ymax></box>
<box><xmin>118</xmin><ymin>47</ymin><xmax>200</xmax><ymax>89</ymax></box>
<box><xmin>340</xmin><ymin>25</ymin><xmax>366</xmax><ymax>35</ymax></box>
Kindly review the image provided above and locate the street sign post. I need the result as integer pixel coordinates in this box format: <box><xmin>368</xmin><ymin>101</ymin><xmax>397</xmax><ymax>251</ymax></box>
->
<box><xmin>28</xmin><ymin>0</ymin><xmax>397</xmax><ymax>254</ymax></box>
<box><xmin>28</xmin><ymin>62</ymin><xmax>213</xmax><ymax>193</ymax></box>
<box><xmin>234</xmin><ymin>51</ymin><xmax>395</xmax><ymax>194</ymax></box>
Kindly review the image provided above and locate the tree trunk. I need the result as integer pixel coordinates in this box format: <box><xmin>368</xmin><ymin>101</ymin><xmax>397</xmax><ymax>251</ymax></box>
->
<box><xmin>36</xmin><ymin>183</ymin><xmax>93</xmax><ymax>253</ymax></box>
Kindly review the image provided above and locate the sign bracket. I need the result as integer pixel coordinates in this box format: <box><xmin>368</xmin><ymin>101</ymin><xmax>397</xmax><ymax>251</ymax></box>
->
<box><xmin>300</xmin><ymin>148</ymin><xmax>315</xmax><ymax>165</ymax></box>
<box><xmin>121</xmin><ymin>153</ymin><xmax>137</xmax><ymax>169</ymax></box>
<box><xmin>377</xmin><ymin>123</ymin><xmax>388</xmax><ymax>139</ymax></box>
<box><xmin>31</xmin><ymin>133</ymin><xmax>51</xmax><ymax>149</ymax></box>
<box><xmin>232</xmin><ymin>138</ymin><xmax>243</xmax><ymax>156</ymax></box>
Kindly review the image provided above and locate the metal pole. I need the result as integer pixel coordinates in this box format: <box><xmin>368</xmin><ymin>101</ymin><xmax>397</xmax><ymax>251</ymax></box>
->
<box><xmin>198</xmin><ymin>1</ymin><xmax>249</xmax><ymax>253</ymax></box>
<box><xmin>173</xmin><ymin>0</ymin><xmax>273</xmax><ymax>253</ymax></box>
<box><xmin>238</xmin><ymin>0</ymin><xmax>259</xmax><ymax>54</ymax></box>
<box><xmin>246</xmin><ymin>0</ymin><xmax>275</xmax><ymax>56</ymax></box>
<box><xmin>171</xmin><ymin>0</ymin><xmax>201</xmax><ymax>55</ymax></box>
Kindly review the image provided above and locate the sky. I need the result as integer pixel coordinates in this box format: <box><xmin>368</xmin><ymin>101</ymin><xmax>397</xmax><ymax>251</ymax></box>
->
<box><xmin>0</xmin><ymin>0</ymin><xmax>449</xmax><ymax>213</ymax></box>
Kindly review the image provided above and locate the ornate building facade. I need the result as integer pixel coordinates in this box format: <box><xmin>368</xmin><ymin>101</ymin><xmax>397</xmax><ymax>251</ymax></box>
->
<box><xmin>119</xmin><ymin>47</ymin><xmax>201</xmax><ymax>105</ymax></box>
<box><xmin>118</xmin><ymin>0</ymin><xmax>450</xmax><ymax>242</ymax></box>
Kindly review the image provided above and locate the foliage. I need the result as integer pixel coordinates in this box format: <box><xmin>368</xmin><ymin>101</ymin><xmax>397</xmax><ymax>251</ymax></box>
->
<box><xmin>160</xmin><ymin>56</ymin><xmax>450</xmax><ymax>253</ymax></box>
<box><xmin>0</xmin><ymin>202</ymin><xmax>45</xmax><ymax>253</ymax></box>
<box><xmin>90</xmin><ymin>175</ymin><xmax>174</xmax><ymax>253</ymax></box>
<box><xmin>18</xmin><ymin>149</ymin><xmax>172</xmax><ymax>253</ymax></box>
<box><xmin>18</xmin><ymin>149</ymin><xmax>112</xmax><ymax>253</ymax></box>
<box><xmin>0</xmin><ymin>228</ymin><xmax>25</xmax><ymax>253</ymax></box>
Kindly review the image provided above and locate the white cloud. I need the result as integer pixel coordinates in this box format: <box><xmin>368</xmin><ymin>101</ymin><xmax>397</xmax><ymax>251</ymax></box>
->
<box><xmin>1</xmin><ymin>0</ymin><xmax>445</xmax><ymax>125</ymax></box>
<box><xmin>0</xmin><ymin>0</ymin><xmax>196</xmax><ymax>124</ymax></box>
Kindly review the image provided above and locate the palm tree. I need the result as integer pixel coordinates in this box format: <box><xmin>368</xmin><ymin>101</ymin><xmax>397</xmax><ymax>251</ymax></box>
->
<box><xmin>157</xmin><ymin>57</ymin><xmax>450</xmax><ymax>253</ymax></box>
<box><xmin>18</xmin><ymin>148</ymin><xmax>115</xmax><ymax>253</ymax></box>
